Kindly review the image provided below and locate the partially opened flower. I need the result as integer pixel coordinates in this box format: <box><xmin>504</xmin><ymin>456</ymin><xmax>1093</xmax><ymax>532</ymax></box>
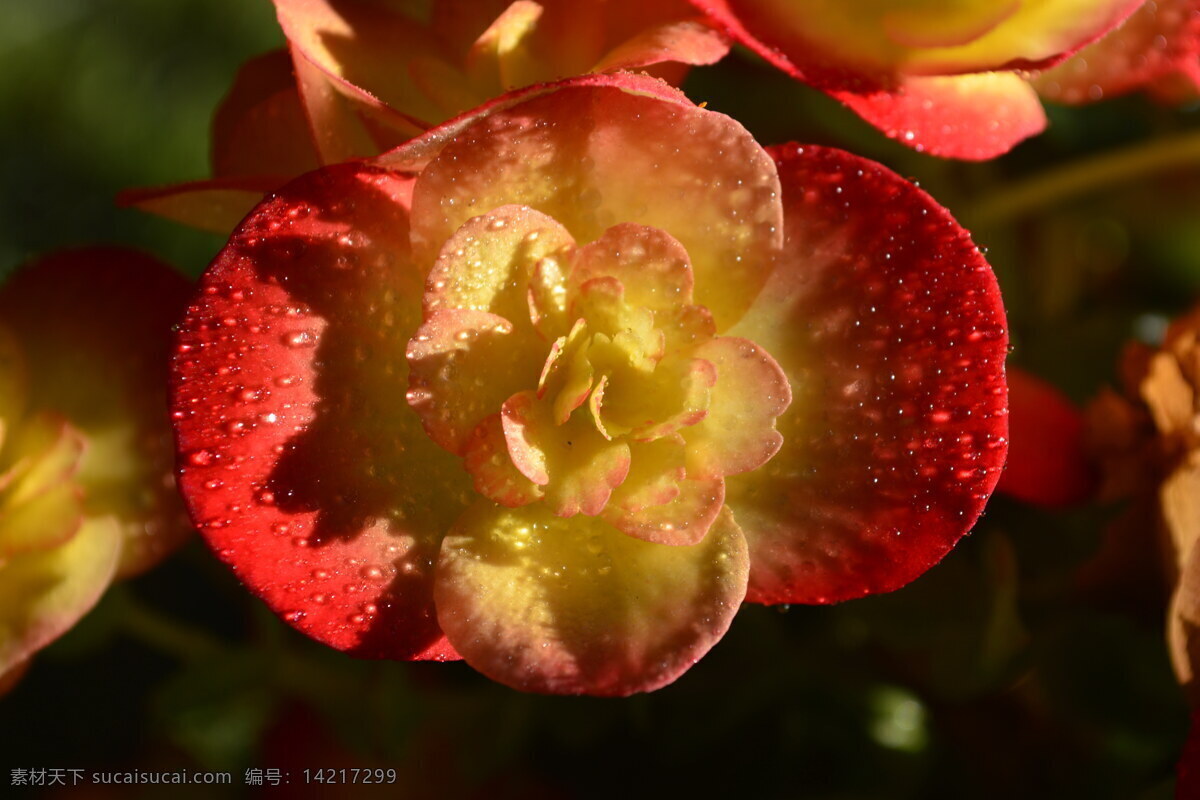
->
<box><xmin>171</xmin><ymin>74</ymin><xmax>1009</xmax><ymax>695</ymax></box>
<box><xmin>0</xmin><ymin>248</ymin><xmax>192</xmax><ymax>680</ymax></box>
<box><xmin>124</xmin><ymin>0</ymin><xmax>728</xmax><ymax>233</ymax></box>
<box><xmin>687</xmin><ymin>0</ymin><xmax>1146</xmax><ymax>159</ymax></box>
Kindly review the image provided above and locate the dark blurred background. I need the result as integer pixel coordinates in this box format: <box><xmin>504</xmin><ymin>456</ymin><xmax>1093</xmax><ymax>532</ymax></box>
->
<box><xmin>2</xmin><ymin>1</ymin><xmax>1198</xmax><ymax>797</ymax></box>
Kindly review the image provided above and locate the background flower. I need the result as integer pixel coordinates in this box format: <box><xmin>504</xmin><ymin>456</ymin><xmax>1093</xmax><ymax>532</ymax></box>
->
<box><xmin>686</xmin><ymin>0</ymin><xmax>1155</xmax><ymax>159</ymax></box>
<box><xmin>0</xmin><ymin>247</ymin><xmax>192</xmax><ymax>680</ymax></box>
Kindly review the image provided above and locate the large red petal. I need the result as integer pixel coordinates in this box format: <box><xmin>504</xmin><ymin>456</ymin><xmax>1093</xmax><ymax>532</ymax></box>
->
<box><xmin>724</xmin><ymin>145</ymin><xmax>1009</xmax><ymax>605</ymax></box>
<box><xmin>171</xmin><ymin>163</ymin><xmax>471</xmax><ymax>661</ymax></box>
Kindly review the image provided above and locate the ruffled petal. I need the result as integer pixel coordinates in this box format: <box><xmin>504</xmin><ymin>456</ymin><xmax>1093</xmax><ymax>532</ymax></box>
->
<box><xmin>833</xmin><ymin>73</ymin><xmax>1047</xmax><ymax>161</ymax></box>
<box><xmin>0</xmin><ymin>483</ymin><xmax>83</xmax><ymax>565</ymax></box>
<box><xmin>466</xmin><ymin>0</ymin><xmax>544</xmax><ymax>91</ymax></box>
<box><xmin>501</xmin><ymin>390</ymin><xmax>631</xmax><ymax>516</ymax></box>
<box><xmin>172</xmin><ymin>164</ymin><xmax>470</xmax><ymax>660</ymax></box>
<box><xmin>0</xmin><ymin>516</ymin><xmax>121</xmax><ymax>674</ymax></box>
<box><xmin>406</xmin><ymin>309</ymin><xmax>544</xmax><ymax>455</ymax></box>
<box><xmin>407</xmin><ymin>77</ymin><xmax>782</xmax><ymax>329</ymax></box>
<box><xmin>463</xmin><ymin>413</ymin><xmax>545</xmax><ymax>507</ymax></box>
<box><xmin>593</xmin><ymin>18</ymin><xmax>730</xmax><ymax>72</ymax></box>
<box><xmin>568</xmin><ymin>223</ymin><xmax>695</xmax><ymax>309</ymax></box>
<box><xmin>682</xmin><ymin>336</ymin><xmax>789</xmax><ymax>479</ymax></box>
<box><xmin>608</xmin><ymin>478</ymin><xmax>725</xmax><ymax>546</ymax></box>
<box><xmin>434</xmin><ymin>501</ymin><xmax>748</xmax><ymax>695</ymax></box>
<box><xmin>1171</xmin><ymin>535</ymin><xmax>1200</xmax><ymax>704</ymax></box>
<box><xmin>724</xmin><ymin>145</ymin><xmax>1008</xmax><ymax>605</ymax></box>
<box><xmin>423</xmin><ymin>204</ymin><xmax>576</xmax><ymax>335</ymax></box>
<box><xmin>604</xmin><ymin>436</ymin><xmax>724</xmax><ymax>546</ymax></box>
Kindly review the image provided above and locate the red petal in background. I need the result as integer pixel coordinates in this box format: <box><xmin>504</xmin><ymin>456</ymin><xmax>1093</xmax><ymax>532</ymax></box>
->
<box><xmin>211</xmin><ymin>49</ymin><xmax>323</xmax><ymax>179</ymax></box>
<box><xmin>725</xmin><ymin>144</ymin><xmax>1009</xmax><ymax>605</ymax></box>
<box><xmin>996</xmin><ymin>366</ymin><xmax>1095</xmax><ymax>507</ymax></box>
<box><xmin>171</xmin><ymin>163</ymin><xmax>469</xmax><ymax>661</ymax></box>
<box><xmin>1035</xmin><ymin>0</ymin><xmax>1200</xmax><ymax>105</ymax></box>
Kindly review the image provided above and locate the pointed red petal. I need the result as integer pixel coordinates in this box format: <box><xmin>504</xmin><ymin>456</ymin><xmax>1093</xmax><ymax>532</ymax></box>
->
<box><xmin>118</xmin><ymin>177</ymin><xmax>286</xmax><ymax>235</ymax></box>
<box><xmin>171</xmin><ymin>163</ymin><xmax>470</xmax><ymax>661</ymax></box>
<box><xmin>725</xmin><ymin>145</ymin><xmax>1008</xmax><ymax>605</ymax></box>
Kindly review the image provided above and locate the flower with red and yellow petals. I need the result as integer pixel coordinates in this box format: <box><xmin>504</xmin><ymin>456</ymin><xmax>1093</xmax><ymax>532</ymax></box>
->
<box><xmin>171</xmin><ymin>74</ymin><xmax>1009</xmax><ymax>695</ymax></box>
<box><xmin>687</xmin><ymin>0</ymin><xmax>1147</xmax><ymax>159</ymax></box>
<box><xmin>124</xmin><ymin>0</ymin><xmax>728</xmax><ymax>233</ymax></box>
<box><xmin>0</xmin><ymin>248</ymin><xmax>192</xmax><ymax>680</ymax></box>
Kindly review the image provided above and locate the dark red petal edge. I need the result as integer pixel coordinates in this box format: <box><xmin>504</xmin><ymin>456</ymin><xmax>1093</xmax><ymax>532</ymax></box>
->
<box><xmin>170</xmin><ymin>162</ymin><xmax>464</xmax><ymax>661</ymax></box>
<box><xmin>728</xmin><ymin>144</ymin><xmax>1009</xmax><ymax>605</ymax></box>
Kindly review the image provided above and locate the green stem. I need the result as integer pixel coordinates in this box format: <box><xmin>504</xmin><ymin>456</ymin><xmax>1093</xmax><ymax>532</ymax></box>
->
<box><xmin>968</xmin><ymin>129</ymin><xmax>1200</xmax><ymax>227</ymax></box>
<box><xmin>116</xmin><ymin>589</ymin><xmax>225</xmax><ymax>660</ymax></box>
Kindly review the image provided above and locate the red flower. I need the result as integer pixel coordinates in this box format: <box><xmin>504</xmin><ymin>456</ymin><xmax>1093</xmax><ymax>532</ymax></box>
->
<box><xmin>171</xmin><ymin>74</ymin><xmax>1008</xmax><ymax>695</ymax></box>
